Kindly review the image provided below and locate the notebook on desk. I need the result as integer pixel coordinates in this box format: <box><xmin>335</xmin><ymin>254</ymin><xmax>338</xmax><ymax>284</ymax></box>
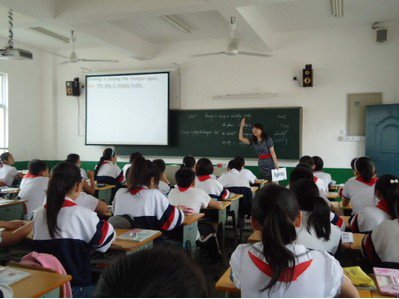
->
<box><xmin>374</xmin><ymin>267</ymin><xmax>399</xmax><ymax>296</ymax></box>
<box><xmin>117</xmin><ymin>229</ymin><xmax>160</xmax><ymax>243</ymax></box>
<box><xmin>0</xmin><ymin>267</ymin><xmax>30</xmax><ymax>285</ymax></box>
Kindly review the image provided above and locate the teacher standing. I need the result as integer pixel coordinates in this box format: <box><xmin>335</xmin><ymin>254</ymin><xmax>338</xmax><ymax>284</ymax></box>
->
<box><xmin>238</xmin><ymin>117</ymin><xmax>279</xmax><ymax>182</ymax></box>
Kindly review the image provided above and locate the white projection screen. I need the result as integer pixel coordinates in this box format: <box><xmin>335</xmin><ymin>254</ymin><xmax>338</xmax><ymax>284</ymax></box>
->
<box><xmin>85</xmin><ymin>72</ymin><xmax>169</xmax><ymax>145</ymax></box>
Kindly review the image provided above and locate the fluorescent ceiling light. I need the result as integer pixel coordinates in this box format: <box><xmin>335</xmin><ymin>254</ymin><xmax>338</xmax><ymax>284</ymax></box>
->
<box><xmin>30</xmin><ymin>27</ymin><xmax>70</xmax><ymax>43</ymax></box>
<box><xmin>161</xmin><ymin>15</ymin><xmax>191</xmax><ymax>34</ymax></box>
<box><xmin>331</xmin><ymin>0</ymin><xmax>344</xmax><ymax>18</ymax></box>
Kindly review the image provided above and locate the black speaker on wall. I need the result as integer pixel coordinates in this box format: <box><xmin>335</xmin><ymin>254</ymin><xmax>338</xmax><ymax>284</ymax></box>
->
<box><xmin>66</xmin><ymin>77</ymin><xmax>80</xmax><ymax>96</ymax></box>
<box><xmin>302</xmin><ymin>64</ymin><xmax>313</xmax><ymax>87</ymax></box>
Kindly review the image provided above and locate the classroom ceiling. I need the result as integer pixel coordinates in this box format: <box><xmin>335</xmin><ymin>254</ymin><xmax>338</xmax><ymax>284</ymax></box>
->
<box><xmin>0</xmin><ymin>0</ymin><xmax>398</xmax><ymax>60</ymax></box>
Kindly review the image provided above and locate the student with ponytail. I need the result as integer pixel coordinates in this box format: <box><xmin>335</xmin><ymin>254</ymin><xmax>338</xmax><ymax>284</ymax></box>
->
<box><xmin>230</xmin><ymin>184</ymin><xmax>358</xmax><ymax>297</ymax></box>
<box><xmin>33</xmin><ymin>162</ymin><xmax>115</xmax><ymax>298</ymax></box>
<box><xmin>362</xmin><ymin>175</ymin><xmax>399</xmax><ymax>268</ymax></box>
<box><xmin>341</xmin><ymin>157</ymin><xmax>378</xmax><ymax>215</ymax></box>
<box><xmin>113</xmin><ymin>157</ymin><xmax>184</xmax><ymax>231</ymax></box>
<box><xmin>94</xmin><ymin>148</ymin><xmax>124</xmax><ymax>185</ymax></box>
<box><xmin>350</xmin><ymin>174</ymin><xmax>399</xmax><ymax>232</ymax></box>
<box><xmin>66</xmin><ymin>153</ymin><xmax>96</xmax><ymax>195</ymax></box>
<box><xmin>291</xmin><ymin>179</ymin><xmax>342</xmax><ymax>254</ymax></box>
<box><xmin>180</xmin><ymin>155</ymin><xmax>196</xmax><ymax>171</ymax></box>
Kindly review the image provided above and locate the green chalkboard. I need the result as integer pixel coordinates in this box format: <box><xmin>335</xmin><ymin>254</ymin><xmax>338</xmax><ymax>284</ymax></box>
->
<box><xmin>116</xmin><ymin>108</ymin><xmax>302</xmax><ymax>159</ymax></box>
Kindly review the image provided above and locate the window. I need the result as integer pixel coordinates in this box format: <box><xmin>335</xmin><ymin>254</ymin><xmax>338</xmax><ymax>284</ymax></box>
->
<box><xmin>0</xmin><ymin>73</ymin><xmax>8</xmax><ymax>154</ymax></box>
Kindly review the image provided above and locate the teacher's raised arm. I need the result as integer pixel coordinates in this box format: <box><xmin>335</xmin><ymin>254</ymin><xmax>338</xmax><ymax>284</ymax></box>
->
<box><xmin>238</xmin><ymin>117</ymin><xmax>279</xmax><ymax>182</ymax></box>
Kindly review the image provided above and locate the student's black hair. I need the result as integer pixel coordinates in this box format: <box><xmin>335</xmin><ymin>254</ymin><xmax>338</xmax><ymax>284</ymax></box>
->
<box><xmin>181</xmin><ymin>155</ymin><xmax>196</xmax><ymax>169</ymax></box>
<box><xmin>291</xmin><ymin>178</ymin><xmax>331</xmax><ymax>241</ymax></box>
<box><xmin>175</xmin><ymin>168</ymin><xmax>195</xmax><ymax>188</ymax></box>
<box><xmin>299</xmin><ymin>155</ymin><xmax>314</xmax><ymax>168</ymax></box>
<box><xmin>234</xmin><ymin>156</ymin><xmax>245</xmax><ymax>168</ymax></box>
<box><xmin>0</xmin><ymin>152</ymin><xmax>11</xmax><ymax>163</ymax></box>
<box><xmin>251</xmin><ymin>123</ymin><xmax>268</xmax><ymax>144</ymax></box>
<box><xmin>46</xmin><ymin>162</ymin><xmax>82</xmax><ymax>238</ymax></box>
<box><xmin>95</xmin><ymin>246</ymin><xmax>210</xmax><ymax>297</ymax></box>
<box><xmin>65</xmin><ymin>153</ymin><xmax>80</xmax><ymax>165</ymax></box>
<box><xmin>313</xmin><ymin>156</ymin><xmax>324</xmax><ymax>171</ymax></box>
<box><xmin>350</xmin><ymin>158</ymin><xmax>357</xmax><ymax>170</ymax></box>
<box><xmin>375</xmin><ymin>174</ymin><xmax>399</xmax><ymax>218</ymax></box>
<box><xmin>195</xmin><ymin>158</ymin><xmax>214</xmax><ymax>176</ymax></box>
<box><xmin>152</xmin><ymin>159</ymin><xmax>166</xmax><ymax>173</ymax></box>
<box><xmin>252</xmin><ymin>184</ymin><xmax>299</xmax><ymax>291</ymax></box>
<box><xmin>227</xmin><ymin>159</ymin><xmax>241</xmax><ymax>171</ymax></box>
<box><xmin>94</xmin><ymin>148</ymin><xmax>116</xmax><ymax>177</ymax></box>
<box><xmin>128</xmin><ymin>156</ymin><xmax>160</xmax><ymax>190</ymax></box>
<box><xmin>354</xmin><ymin>156</ymin><xmax>375</xmax><ymax>182</ymax></box>
<box><xmin>28</xmin><ymin>159</ymin><xmax>48</xmax><ymax>176</ymax></box>
<box><xmin>289</xmin><ymin>163</ymin><xmax>314</xmax><ymax>186</ymax></box>
<box><xmin>129</xmin><ymin>152</ymin><xmax>143</xmax><ymax>164</ymax></box>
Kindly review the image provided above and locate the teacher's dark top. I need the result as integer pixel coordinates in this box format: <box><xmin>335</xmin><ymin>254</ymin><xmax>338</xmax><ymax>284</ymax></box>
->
<box><xmin>250</xmin><ymin>137</ymin><xmax>275</xmax><ymax>179</ymax></box>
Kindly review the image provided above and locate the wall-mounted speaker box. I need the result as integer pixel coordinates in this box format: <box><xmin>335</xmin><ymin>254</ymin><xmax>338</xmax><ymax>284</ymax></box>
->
<box><xmin>302</xmin><ymin>64</ymin><xmax>313</xmax><ymax>87</ymax></box>
<box><xmin>66</xmin><ymin>78</ymin><xmax>80</xmax><ymax>96</ymax></box>
<box><xmin>376</xmin><ymin>29</ymin><xmax>387</xmax><ymax>43</ymax></box>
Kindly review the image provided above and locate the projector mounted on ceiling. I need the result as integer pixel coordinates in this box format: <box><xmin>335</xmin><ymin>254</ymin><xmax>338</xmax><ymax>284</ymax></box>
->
<box><xmin>0</xmin><ymin>9</ymin><xmax>33</xmax><ymax>60</ymax></box>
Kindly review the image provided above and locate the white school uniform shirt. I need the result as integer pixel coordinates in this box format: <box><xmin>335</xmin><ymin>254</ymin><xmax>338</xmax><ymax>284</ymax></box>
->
<box><xmin>158</xmin><ymin>180</ymin><xmax>171</xmax><ymax>197</ymax></box>
<box><xmin>296</xmin><ymin>210</ymin><xmax>342</xmax><ymax>254</ymax></box>
<box><xmin>195</xmin><ymin>176</ymin><xmax>230</xmax><ymax>200</ymax></box>
<box><xmin>75</xmin><ymin>191</ymin><xmax>99</xmax><ymax>212</ymax></box>
<box><xmin>96</xmin><ymin>161</ymin><xmax>122</xmax><ymax>179</ymax></box>
<box><xmin>314</xmin><ymin>171</ymin><xmax>332</xmax><ymax>190</ymax></box>
<box><xmin>314</xmin><ymin>176</ymin><xmax>328</xmax><ymax>199</ymax></box>
<box><xmin>349</xmin><ymin>199</ymin><xmax>391</xmax><ymax>233</ymax></box>
<box><xmin>0</xmin><ymin>164</ymin><xmax>18</xmax><ymax>186</ymax></box>
<box><xmin>217</xmin><ymin>169</ymin><xmax>250</xmax><ymax>188</ymax></box>
<box><xmin>168</xmin><ymin>187</ymin><xmax>211</xmax><ymax>213</ymax></box>
<box><xmin>240</xmin><ymin>168</ymin><xmax>257</xmax><ymax>184</ymax></box>
<box><xmin>122</xmin><ymin>163</ymin><xmax>131</xmax><ymax>179</ymax></box>
<box><xmin>113</xmin><ymin>187</ymin><xmax>184</xmax><ymax>231</ymax></box>
<box><xmin>80</xmin><ymin>168</ymin><xmax>88</xmax><ymax>180</ymax></box>
<box><xmin>18</xmin><ymin>176</ymin><xmax>49</xmax><ymax>219</ymax></box>
<box><xmin>341</xmin><ymin>176</ymin><xmax>378</xmax><ymax>215</ymax></box>
<box><xmin>230</xmin><ymin>242</ymin><xmax>343</xmax><ymax>298</ymax></box>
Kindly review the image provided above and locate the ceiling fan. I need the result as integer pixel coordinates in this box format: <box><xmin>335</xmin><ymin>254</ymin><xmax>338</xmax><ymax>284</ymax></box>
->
<box><xmin>191</xmin><ymin>17</ymin><xmax>272</xmax><ymax>58</ymax></box>
<box><xmin>52</xmin><ymin>30</ymin><xmax>119</xmax><ymax>64</ymax></box>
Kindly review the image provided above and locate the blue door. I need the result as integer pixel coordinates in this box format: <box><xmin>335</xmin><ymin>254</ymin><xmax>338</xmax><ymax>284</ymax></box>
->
<box><xmin>366</xmin><ymin>104</ymin><xmax>399</xmax><ymax>177</ymax></box>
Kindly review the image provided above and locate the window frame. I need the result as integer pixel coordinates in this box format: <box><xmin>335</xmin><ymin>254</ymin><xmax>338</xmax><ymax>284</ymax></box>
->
<box><xmin>0</xmin><ymin>72</ymin><xmax>8</xmax><ymax>153</ymax></box>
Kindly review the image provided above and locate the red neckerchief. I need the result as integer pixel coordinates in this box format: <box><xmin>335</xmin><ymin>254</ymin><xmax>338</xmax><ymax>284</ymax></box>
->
<box><xmin>44</xmin><ymin>198</ymin><xmax>76</xmax><ymax>209</ymax></box>
<box><xmin>25</xmin><ymin>172</ymin><xmax>41</xmax><ymax>179</ymax></box>
<box><xmin>356</xmin><ymin>176</ymin><xmax>378</xmax><ymax>187</ymax></box>
<box><xmin>376</xmin><ymin>199</ymin><xmax>391</xmax><ymax>216</ymax></box>
<box><xmin>248</xmin><ymin>251</ymin><xmax>313</xmax><ymax>282</ymax></box>
<box><xmin>129</xmin><ymin>187</ymin><xmax>146</xmax><ymax>195</ymax></box>
<box><xmin>198</xmin><ymin>175</ymin><xmax>212</xmax><ymax>182</ymax></box>
<box><xmin>101</xmin><ymin>160</ymin><xmax>112</xmax><ymax>166</ymax></box>
<box><xmin>313</xmin><ymin>177</ymin><xmax>318</xmax><ymax>183</ymax></box>
<box><xmin>178</xmin><ymin>186</ymin><xmax>191</xmax><ymax>192</ymax></box>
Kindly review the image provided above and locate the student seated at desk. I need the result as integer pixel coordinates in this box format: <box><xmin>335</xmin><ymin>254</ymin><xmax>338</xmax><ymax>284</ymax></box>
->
<box><xmin>113</xmin><ymin>157</ymin><xmax>184</xmax><ymax>231</ymax></box>
<box><xmin>122</xmin><ymin>152</ymin><xmax>142</xmax><ymax>180</ymax></box>
<box><xmin>0</xmin><ymin>220</ymin><xmax>32</xmax><ymax>247</ymax></box>
<box><xmin>289</xmin><ymin>163</ymin><xmax>345</xmax><ymax>230</ymax></box>
<box><xmin>95</xmin><ymin>246</ymin><xmax>209</xmax><ymax>297</ymax></box>
<box><xmin>94</xmin><ymin>148</ymin><xmax>124</xmax><ymax>186</ymax></box>
<box><xmin>230</xmin><ymin>184</ymin><xmax>358</xmax><ymax>298</ymax></box>
<box><xmin>234</xmin><ymin>156</ymin><xmax>257</xmax><ymax>184</ymax></box>
<box><xmin>340</xmin><ymin>157</ymin><xmax>378</xmax><ymax>215</ymax></box>
<box><xmin>313</xmin><ymin>156</ymin><xmax>333</xmax><ymax>189</ymax></box>
<box><xmin>217</xmin><ymin>159</ymin><xmax>251</xmax><ymax>188</ymax></box>
<box><xmin>18</xmin><ymin>159</ymin><xmax>49</xmax><ymax>220</ymax></box>
<box><xmin>152</xmin><ymin>159</ymin><xmax>172</xmax><ymax>197</ymax></box>
<box><xmin>0</xmin><ymin>152</ymin><xmax>23</xmax><ymax>187</ymax></box>
<box><xmin>361</xmin><ymin>177</ymin><xmax>399</xmax><ymax>268</ymax></box>
<box><xmin>291</xmin><ymin>179</ymin><xmax>342</xmax><ymax>255</ymax></box>
<box><xmin>180</xmin><ymin>155</ymin><xmax>196</xmax><ymax>171</ymax></box>
<box><xmin>299</xmin><ymin>156</ymin><xmax>328</xmax><ymax>194</ymax></box>
<box><xmin>350</xmin><ymin>174</ymin><xmax>398</xmax><ymax>233</ymax></box>
<box><xmin>195</xmin><ymin>158</ymin><xmax>230</xmax><ymax>200</ymax></box>
<box><xmin>66</xmin><ymin>153</ymin><xmax>95</xmax><ymax>195</ymax></box>
<box><xmin>33</xmin><ymin>162</ymin><xmax>115</xmax><ymax>298</ymax></box>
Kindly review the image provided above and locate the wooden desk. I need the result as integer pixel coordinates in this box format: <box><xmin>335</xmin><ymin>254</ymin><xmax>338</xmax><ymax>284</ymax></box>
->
<box><xmin>331</xmin><ymin>201</ymin><xmax>353</xmax><ymax>215</ymax></box>
<box><xmin>248</xmin><ymin>230</ymin><xmax>261</xmax><ymax>244</ymax></box>
<box><xmin>343</xmin><ymin>215</ymin><xmax>350</xmax><ymax>227</ymax></box>
<box><xmin>253</xmin><ymin>179</ymin><xmax>267</xmax><ymax>188</ymax></box>
<box><xmin>111</xmin><ymin>229</ymin><xmax>162</xmax><ymax>252</ymax></box>
<box><xmin>8</xmin><ymin>266</ymin><xmax>72</xmax><ymax>298</ymax></box>
<box><xmin>95</xmin><ymin>184</ymin><xmax>115</xmax><ymax>204</ymax></box>
<box><xmin>215</xmin><ymin>267</ymin><xmax>240</xmax><ymax>294</ymax></box>
<box><xmin>327</xmin><ymin>192</ymin><xmax>340</xmax><ymax>200</ymax></box>
<box><xmin>182</xmin><ymin>213</ymin><xmax>204</xmax><ymax>256</ymax></box>
<box><xmin>342</xmin><ymin>233</ymin><xmax>365</xmax><ymax>251</ymax></box>
<box><xmin>0</xmin><ymin>199</ymin><xmax>26</xmax><ymax>221</ymax></box>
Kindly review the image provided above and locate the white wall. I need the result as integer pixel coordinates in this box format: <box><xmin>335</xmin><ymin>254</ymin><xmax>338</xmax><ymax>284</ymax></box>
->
<box><xmin>52</xmin><ymin>23</ymin><xmax>399</xmax><ymax>168</ymax></box>
<box><xmin>0</xmin><ymin>39</ymin><xmax>53</xmax><ymax>161</ymax></box>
